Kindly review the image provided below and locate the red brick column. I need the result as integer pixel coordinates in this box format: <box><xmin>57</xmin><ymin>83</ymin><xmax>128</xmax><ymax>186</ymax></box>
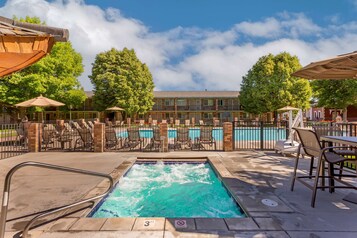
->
<box><xmin>28</xmin><ymin>123</ymin><xmax>41</xmax><ymax>152</ymax></box>
<box><xmin>223</xmin><ymin>122</ymin><xmax>233</xmax><ymax>152</ymax></box>
<box><xmin>159</xmin><ymin>123</ymin><xmax>168</xmax><ymax>152</ymax></box>
<box><xmin>93</xmin><ymin>123</ymin><xmax>105</xmax><ymax>152</ymax></box>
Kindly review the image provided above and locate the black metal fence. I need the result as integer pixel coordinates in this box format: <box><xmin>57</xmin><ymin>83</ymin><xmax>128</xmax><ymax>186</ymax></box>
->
<box><xmin>105</xmin><ymin>124</ymin><xmax>223</xmax><ymax>152</ymax></box>
<box><xmin>0</xmin><ymin>123</ymin><xmax>28</xmax><ymax>159</ymax></box>
<box><xmin>232</xmin><ymin>121</ymin><xmax>289</xmax><ymax>150</ymax></box>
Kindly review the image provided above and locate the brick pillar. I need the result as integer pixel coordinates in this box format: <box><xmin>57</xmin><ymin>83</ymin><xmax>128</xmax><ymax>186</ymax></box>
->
<box><xmin>93</xmin><ymin>123</ymin><xmax>105</xmax><ymax>152</ymax></box>
<box><xmin>223</xmin><ymin>122</ymin><xmax>233</xmax><ymax>152</ymax></box>
<box><xmin>127</xmin><ymin>118</ymin><xmax>131</xmax><ymax>127</ymax></box>
<box><xmin>28</xmin><ymin>123</ymin><xmax>41</xmax><ymax>152</ymax></box>
<box><xmin>159</xmin><ymin>123</ymin><xmax>168</xmax><ymax>152</ymax></box>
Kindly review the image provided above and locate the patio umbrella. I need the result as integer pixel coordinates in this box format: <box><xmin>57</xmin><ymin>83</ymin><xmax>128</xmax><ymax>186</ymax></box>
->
<box><xmin>0</xmin><ymin>16</ymin><xmax>69</xmax><ymax>77</ymax></box>
<box><xmin>15</xmin><ymin>95</ymin><xmax>65</xmax><ymax>121</ymax></box>
<box><xmin>277</xmin><ymin>106</ymin><xmax>300</xmax><ymax>111</ymax></box>
<box><xmin>106</xmin><ymin>106</ymin><xmax>124</xmax><ymax>121</ymax></box>
<box><xmin>105</xmin><ymin>106</ymin><xmax>124</xmax><ymax>111</ymax></box>
<box><xmin>292</xmin><ymin>51</ymin><xmax>357</xmax><ymax>80</ymax></box>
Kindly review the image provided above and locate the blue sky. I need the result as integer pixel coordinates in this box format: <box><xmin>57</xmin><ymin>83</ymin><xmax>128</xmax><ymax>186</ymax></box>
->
<box><xmin>1</xmin><ymin>0</ymin><xmax>357</xmax><ymax>91</ymax></box>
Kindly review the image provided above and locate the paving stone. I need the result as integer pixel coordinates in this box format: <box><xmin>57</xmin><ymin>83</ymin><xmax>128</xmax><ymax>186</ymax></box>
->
<box><xmin>254</xmin><ymin>218</ymin><xmax>283</xmax><ymax>231</ymax></box>
<box><xmin>49</xmin><ymin>218</ymin><xmax>79</xmax><ymax>231</ymax></box>
<box><xmin>195</xmin><ymin>218</ymin><xmax>228</xmax><ymax>231</ymax></box>
<box><xmin>39</xmin><ymin>231</ymin><xmax>164</xmax><ymax>238</ymax></box>
<box><xmin>164</xmin><ymin>230</ymin><xmax>218</xmax><ymax>238</ymax></box>
<box><xmin>248</xmin><ymin>212</ymin><xmax>271</xmax><ymax>218</ymax></box>
<box><xmin>288</xmin><ymin>231</ymin><xmax>357</xmax><ymax>238</ymax></box>
<box><xmin>101</xmin><ymin>217</ymin><xmax>136</xmax><ymax>231</ymax></box>
<box><xmin>225</xmin><ymin>218</ymin><xmax>259</xmax><ymax>231</ymax></box>
<box><xmin>229</xmin><ymin>231</ymin><xmax>290</xmax><ymax>238</ymax></box>
<box><xmin>132</xmin><ymin>217</ymin><xmax>165</xmax><ymax>231</ymax></box>
<box><xmin>69</xmin><ymin>218</ymin><xmax>106</xmax><ymax>231</ymax></box>
<box><xmin>165</xmin><ymin>218</ymin><xmax>196</xmax><ymax>231</ymax></box>
<box><xmin>236</xmin><ymin>195</ymin><xmax>294</xmax><ymax>213</ymax></box>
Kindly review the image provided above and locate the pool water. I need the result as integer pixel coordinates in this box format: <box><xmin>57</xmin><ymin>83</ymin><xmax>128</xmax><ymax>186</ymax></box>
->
<box><xmin>89</xmin><ymin>162</ymin><xmax>246</xmax><ymax>218</ymax></box>
<box><xmin>118</xmin><ymin>128</ymin><xmax>286</xmax><ymax>141</ymax></box>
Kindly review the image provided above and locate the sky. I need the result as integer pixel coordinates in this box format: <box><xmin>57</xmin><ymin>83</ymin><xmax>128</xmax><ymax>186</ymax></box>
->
<box><xmin>1</xmin><ymin>0</ymin><xmax>357</xmax><ymax>91</ymax></box>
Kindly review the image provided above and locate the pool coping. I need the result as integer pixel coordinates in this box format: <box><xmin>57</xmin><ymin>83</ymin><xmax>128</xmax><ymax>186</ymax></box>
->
<box><xmin>45</xmin><ymin>156</ymin><xmax>282</xmax><ymax>233</ymax></box>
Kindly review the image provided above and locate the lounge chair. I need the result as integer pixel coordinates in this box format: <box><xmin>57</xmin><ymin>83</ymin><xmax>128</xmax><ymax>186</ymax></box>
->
<box><xmin>152</xmin><ymin>120</ymin><xmax>158</xmax><ymax>126</ymax></box>
<box><xmin>175</xmin><ymin>119</ymin><xmax>180</xmax><ymax>127</ymax></box>
<box><xmin>74</xmin><ymin>128</ymin><xmax>94</xmax><ymax>151</ymax></box>
<box><xmin>199</xmin><ymin>120</ymin><xmax>205</xmax><ymax>126</ymax></box>
<box><xmin>196</xmin><ymin>127</ymin><xmax>216</xmax><ymax>150</ymax></box>
<box><xmin>87</xmin><ymin>121</ymin><xmax>95</xmax><ymax>129</ymax></box>
<box><xmin>291</xmin><ymin>127</ymin><xmax>357</xmax><ymax>207</ymax></box>
<box><xmin>105</xmin><ymin>127</ymin><xmax>123</xmax><ymax>150</ymax></box>
<box><xmin>42</xmin><ymin>128</ymin><xmax>56</xmax><ymax>151</ymax></box>
<box><xmin>148</xmin><ymin>127</ymin><xmax>162</xmax><ymax>151</ymax></box>
<box><xmin>174</xmin><ymin>127</ymin><xmax>192</xmax><ymax>150</ymax></box>
<box><xmin>161</xmin><ymin>119</ymin><xmax>167</xmax><ymax>124</ymax></box>
<box><xmin>139</xmin><ymin>120</ymin><xmax>145</xmax><ymax>126</ymax></box>
<box><xmin>126</xmin><ymin>127</ymin><xmax>144</xmax><ymax>151</ymax></box>
<box><xmin>71</xmin><ymin>121</ymin><xmax>82</xmax><ymax>130</ymax></box>
<box><xmin>185</xmin><ymin>120</ymin><xmax>190</xmax><ymax>127</ymax></box>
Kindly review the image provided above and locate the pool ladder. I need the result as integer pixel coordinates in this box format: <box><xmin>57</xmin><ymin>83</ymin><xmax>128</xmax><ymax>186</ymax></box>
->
<box><xmin>0</xmin><ymin>161</ymin><xmax>114</xmax><ymax>238</ymax></box>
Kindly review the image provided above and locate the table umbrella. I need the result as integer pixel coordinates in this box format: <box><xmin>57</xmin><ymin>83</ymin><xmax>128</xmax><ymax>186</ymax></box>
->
<box><xmin>105</xmin><ymin>106</ymin><xmax>124</xmax><ymax>111</ymax></box>
<box><xmin>15</xmin><ymin>95</ymin><xmax>65</xmax><ymax>122</ymax></box>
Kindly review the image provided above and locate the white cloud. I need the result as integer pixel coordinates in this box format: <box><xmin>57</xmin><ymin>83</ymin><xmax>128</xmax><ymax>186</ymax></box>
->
<box><xmin>1</xmin><ymin>0</ymin><xmax>357</xmax><ymax>92</ymax></box>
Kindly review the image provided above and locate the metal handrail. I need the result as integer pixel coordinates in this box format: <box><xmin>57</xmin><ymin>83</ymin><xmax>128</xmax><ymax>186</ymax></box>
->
<box><xmin>0</xmin><ymin>161</ymin><xmax>114</xmax><ymax>238</ymax></box>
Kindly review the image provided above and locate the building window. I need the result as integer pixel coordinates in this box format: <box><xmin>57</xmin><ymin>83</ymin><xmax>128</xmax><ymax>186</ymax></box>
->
<box><xmin>177</xmin><ymin>99</ymin><xmax>186</xmax><ymax>106</ymax></box>
<box><xmin>203</xmin><ymin>99</ymin><xmax>214</xmax><ymax>106</ymax></box>
<box><xmin>203</xmin><ymin>113</ymin><xmax>213</xmax><ymax>119</ymax></box>
<box><xmin>218</xmin><ymin>100</ymin><xmax>224</xmax><ymax>106</ymax></box>
<box><xmin>165</xmin><ymin>99</ymin><xmax>174</xmax><ymax>106</ymax></box>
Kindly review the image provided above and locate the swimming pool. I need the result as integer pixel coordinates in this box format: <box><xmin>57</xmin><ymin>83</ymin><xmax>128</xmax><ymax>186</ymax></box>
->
<box><xmin>117</xmin><ymin>127</ymin><xmax>286</xmax><ymax>141</ymax></box>
<box><xmin>89</xmin><ymin>162</ymin><xmax>246</xmax><ymax>218</ymax></box>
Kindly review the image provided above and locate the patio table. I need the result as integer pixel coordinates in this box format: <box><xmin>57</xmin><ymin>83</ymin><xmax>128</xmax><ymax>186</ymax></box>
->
<box><xmin>320</xmin><ymin>136</ymin><xmax>357</xmax><ymax>204</ymax></box>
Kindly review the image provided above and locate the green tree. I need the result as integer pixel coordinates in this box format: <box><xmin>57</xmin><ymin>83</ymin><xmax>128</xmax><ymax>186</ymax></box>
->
<box><xmin>90</xmin><ymin>48</ymin><xmax>155</xmax><ymax>117</ymax></box>
<box><xmin>311</xmin><ymin>79</ymin><xmax>357</xmax><ymax>120</ymax></box>
<box><xmin>0</xmin><ymin>16</ymin><xmax>86</xmax><ymax>111</ymax></box>
<box><xmin>239</xmin><ymin>52</ymin><xmax>311</xmax><ymax>116</ymax></box>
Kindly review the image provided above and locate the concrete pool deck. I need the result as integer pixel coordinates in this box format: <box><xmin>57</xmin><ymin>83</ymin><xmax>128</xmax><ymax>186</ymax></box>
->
<box><xmin>0</xmin><ymin>151</ymin><xmax>356</xmax><ymax>238</ymax></box>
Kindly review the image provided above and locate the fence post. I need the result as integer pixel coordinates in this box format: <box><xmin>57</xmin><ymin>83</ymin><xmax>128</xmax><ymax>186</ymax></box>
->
<box><xmin>223</xmin><ymin>122</ymin><xmax>233</xmax><ymax>151</ymax></box>
<box><xmin>232</xmin><ymin>121</ymin><xmax>235</xmax><ymax>150</ymax></box>
<box><xmin>160</xmin><ymin>123</ymin><xmax>168</xmax><ymax>152</ymax></box>
<box><xmin>93</xmin><ymin>123</ymin><xmax>105</xmax><ymax>152</ymax></box>
<box><xmin>28</xmin><ymin>123</ymin><xmax>41</xmax><ymax>152</ymax></box>
<box><xmin>260</xmin><ymin>121</ymin><xmax>264</xmax><ymax>150</ymax></box>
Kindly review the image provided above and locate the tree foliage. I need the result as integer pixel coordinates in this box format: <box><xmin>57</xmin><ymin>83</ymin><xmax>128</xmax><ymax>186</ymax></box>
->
<box><xmin>90</xmin><ymin>48</ymin><xmax>155</xmax><ymax>117</ymax></box>
<box><xmin>0</xmin><ymin>16</ymin><xmax>86</xmax><ymax>110</ymax></box>
<box><xmin>311</xmin><ymin>79</ymin><xmax>357</xmax><ymax>110</ymax></box>
<box><xmin>239</xmin><ymin>52</ymin><xmax>312</xmax><ymax>115</ymax></box>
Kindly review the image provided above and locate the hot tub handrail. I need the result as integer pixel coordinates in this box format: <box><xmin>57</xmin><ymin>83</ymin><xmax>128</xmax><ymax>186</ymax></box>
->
<box><xmin>0</xmin><ymin>161</ymin><xmax>114</xmax><ymax>238</ymax></box>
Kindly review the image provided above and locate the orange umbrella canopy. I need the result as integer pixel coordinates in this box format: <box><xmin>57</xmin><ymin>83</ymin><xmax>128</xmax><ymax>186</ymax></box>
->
<box><xmin>292</xmin><ymin>51</ymin><xmax>357</xmax><ymax>80</ymax></box>
<box><xmin>0</xmin><ymin>16</ymin><xmax>69</xmax><ymax>77</ymax></box>
<box><xmin>15</xmin><ymin>95</ymin><xmax>65</xmax><ymax>107</ymax></box>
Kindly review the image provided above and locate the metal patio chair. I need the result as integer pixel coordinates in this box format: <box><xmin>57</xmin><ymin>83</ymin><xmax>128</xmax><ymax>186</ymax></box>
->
<box><xmin>174</xmin><ymin>127</ymin><xmax>192</xmax><ymax>150</ymax></box>
<box><xmin>148</xmin><ymin>127</ymin><xmax>162</xmax><ymax>151</ymax></box>
<box><xmin>291</xmin><ymin>127</ymin><xmax>357</xmax><ymax>207</ymax></box>
<box><xmin>125</xmin><ymin>127</ymin><xmax>144</xmax><ymax>151</ymax></box>
<box><xmin>196</xmin><ymin>127</ymin><xmax>216</xmax><ymax>150</ymax></box>
<box><xmin>105</xmin><ymin>127</ymin><xmax>123</xmax><ymax>150</ymax></box>
<box><xmin>42</xmin><ymin>128</ymin><xmax>56</xmax><ymax>151</ymax></box>
<box><xmin>74</xmin><ymin>128</ymin><xmax>94</xmax><ymax>151</ymax></box>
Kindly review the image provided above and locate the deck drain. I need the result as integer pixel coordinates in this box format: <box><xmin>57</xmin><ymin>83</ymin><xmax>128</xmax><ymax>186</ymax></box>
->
<box><xmin>261</xmin><ymin>198</ymin><xmax>278</xmax><ymax>207</ymax></box>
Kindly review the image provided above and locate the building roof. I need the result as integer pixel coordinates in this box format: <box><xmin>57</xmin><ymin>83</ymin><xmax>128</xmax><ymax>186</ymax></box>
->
<box><xmin>153</xmin><ymin>91</ymin><xmax>239</xmax><ymax>98</ymax></box>
<box><xmin>85</xmin><ymin>91</ymin><xmax>239</xmax><ymax>98</ymax></box>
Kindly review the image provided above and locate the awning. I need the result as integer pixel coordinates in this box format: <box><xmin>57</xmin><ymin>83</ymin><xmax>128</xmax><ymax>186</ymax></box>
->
<box><xmin>0</xmin><ymin>16</ymin><xmax>69</xmax><ymax>77</ymax></box>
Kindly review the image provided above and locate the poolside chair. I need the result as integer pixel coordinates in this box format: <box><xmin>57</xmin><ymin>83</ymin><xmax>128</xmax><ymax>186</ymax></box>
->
<box><xmin>152</xmin><ymin>120</ymin><xmax>158</xmax><ymax>126</ymax></box>
<box><xmin>148</xmin><ymin>127</ymin><xmax>162</xmax><ymax>151</ymax></box>
<box><xmin>196</xmin><ymin>127</ymin><xmax>216</xmax><ymax>150</ymax></box>
<box><xmin>42</xmin><ymin>128</ymin><xmax>56</xmax><ymax>151</ymax></box>
<box><xmin>175</xmin><ymin>119</ymin><xmax>180</xmax><ymax>127</ymax></box>
<box><xmin>291</xmin><ymin>127</ymin><xmax>357</xmax><ymax>207</ymax></box>
<box><xmin>185</xmin><ymin>120</ymin><xmax>190</xmax><ymax>127</ymax></box>
<box><xmin>87</xmin><ymin>121</ymin><xmax>95</xmax><ymax>129</ymax></box>
<box><xmin>71</xmin><ymin>121</ymin><xmax>82</xmax><ymax>130</ymax></box>
<box><xmin>64</xmin><ymin>122</ymin><xmax>73</xmax><ymax>132</ymax></box>
<box><xmin>126</xmin><ymin>127</ymin><xmax>144</xmax><ymax>151</ymax></box>
<box><xmin>199</xmin><ymin>120</ymin><xmax>205</xmax><ymax>126</ymax></box>
<box><xmin>161</xmin><ymin>119</ymin><xmax>167</xmax><ymax>124</ymax></box>
<box><xmin>174</xmin><ymin>127</ymin><xmax>192</xmax><ymax>150</ymax></box>
<box><xmin>15</xmin><ymin>125</ymin><xmax>28</xmax><ymax>146</ymax></box>
<box><xmin>105</xmin><ymin>127</ymin><xmax>123</xmax><ymax>150</ymax></box>
<box><xmin>74</xmin><ymin>128</ymin><xmax>94</xmax><ymax>151</ymax></box>
<box><xmin>139</xmin><ymin>120</ymin><xmax>145</xmax><ymax>126</ymax></box>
